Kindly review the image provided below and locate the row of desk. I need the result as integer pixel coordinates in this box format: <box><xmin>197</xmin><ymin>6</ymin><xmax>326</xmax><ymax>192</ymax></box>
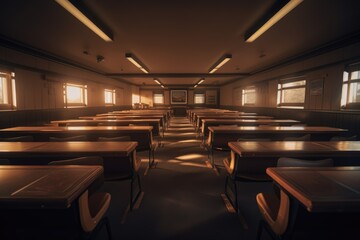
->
<box><xmin>0</xmin><ymin>109</ymin><xmax>172</xmax><ymax>238</ymax></box>
<box><xmin>188</xmin><ymin>108</ymin><xmax>360</xmax><ymax>237</ymax></box>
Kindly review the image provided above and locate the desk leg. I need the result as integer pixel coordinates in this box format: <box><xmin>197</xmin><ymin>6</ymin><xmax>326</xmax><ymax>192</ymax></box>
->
<box><xmin>224</xmin><ymin>176</ymin><xmax>249</xmax><ymax>229</ymax></box>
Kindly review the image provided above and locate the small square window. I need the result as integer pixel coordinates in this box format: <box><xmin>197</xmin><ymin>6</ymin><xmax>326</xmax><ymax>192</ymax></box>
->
<box><xmin>105</xmin><ymin>89</ymin><xmax>116</xmax><ymax>105</ymax></box>
<box><xmin>64</xmin><ymin>83</ymin><xmax>87</xmax><ymax>107</ymax></box>
<box><xmin>194</xmin><ymin>93</ymin><xmax>205</xmax><ymax>104</ymax></box>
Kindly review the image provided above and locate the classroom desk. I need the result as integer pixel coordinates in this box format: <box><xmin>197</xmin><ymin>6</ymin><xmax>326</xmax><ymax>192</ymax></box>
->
<box><xmin>0</xmin><ymin>165</ymin><xmax>103</xmax><ymax>209</ymax></box>
<box><xmin>195</xmin><ymin>115</ymin><xmax>273</xmax><ymax>131</ymax></box>
<box><xmin>224</xmin><ymin>141</ymin><xmax>360</xmax><ymax>219</ymax></box>
<box><xmin>192</xmin><ymin>112</ymin><xmax>260</xmax><ymax>126</ymax></box>
<box><xmin>208</xmin><ymin>126</ymin><xmax>347</xmax><ymax>150</ymax></box>
<box><xmin>51</xmin><ymin>118</ymin><xmax>163</xmax><ymax>137</ymax></box>
<box><xmin>0</xmin><ymin>141</ymin><xmax>138</xmax><ymax>170</ymax></box>
<box><xmin>0</xmin><ymin>126</ymin><xmax>156</xmax><ymax>167</ymax></box>
<box><xmin>201</xmin><ymin>119</ymin><xmax>299</xmax><ymax>137</ymax></box>
<box><xmin>0</xmin><ymin>165</ymin><xmax>104</xmax><ymax>239</ymax></box>
<box><xmin>80</xmin><ymin>114</ymin><xmax>167</xmax><ymax>129</ymax></box>
<box><xmin>267</xmin><ymin>166</ymin><xmax>360</xmax><ymax>212</ymax></box>
<box><xmin>265</xmin><ymin>167</ymin><xmax>360</xmax><ymax>238</ymax></box>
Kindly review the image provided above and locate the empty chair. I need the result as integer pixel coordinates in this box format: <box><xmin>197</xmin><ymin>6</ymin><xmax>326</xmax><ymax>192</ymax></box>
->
<box><xmin>256</xmin><ymin>157</ymin><xmax>334</xmax><ymax>240</ymax></box>
<box><xmin>256</xmin><ymin>190</ymin><xmax>290</xmax><ymax>240</ymax></box>
<box><xmin>283</xmin><ymin>134</ymin><xmax>311</xmax><ymax>141</ymax></box>
<box><xmin>78</xmin><ymin>190</ymin><xmax>112</xmax><ymax>240</ymax></box>
<box><xmin>330</xmin><ymin>135</ymin><xmax>357</xmax><ymax>141</ymax></box>
<box><xmin>49</xmin><ymin>135</ymin><xmax>87</xmax><ymax>141</ymax></box>
<box><xmin>0</xmin><ymin>135</ymin><xmax>34</xmax><ymax>142</ymax></box>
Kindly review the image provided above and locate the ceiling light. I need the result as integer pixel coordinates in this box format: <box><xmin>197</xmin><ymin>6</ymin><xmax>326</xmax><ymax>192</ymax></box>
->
<box><xmin>125</xmin><ymin>53</ymin><xmax>149</xmax><ymax>73</ymax></box>
<box><xmin>197</xmin><ymin>78</ymin><xmax>205</xmax><ymax>85</ymax></box>
<box><xmin>161</xmin><ymin>85</ymin><xmax>165</xmax><ymax>88</ymax></box>
<box><xmin>245</xmin><ymin>0</ymin><xmax>303</xmax><ymax>42</ymax></box>
<box><xmin>209</xmin><ymin>54</ymin><xmax>232</xmax><ymax>74</ymax></box>
<box><xmin>55</xmin><ymin>0</ymin><xmax>113</xmax><ymax>42</ymax></box>
<box><xmin>154</xmin><ymin>79</ymin><xmax>161</xmax><ymax>85</ymax></box>
<box><xmin>194</xmin><ymin>84</ymin><xmax>198</xmax><ymax>88</ymax></box>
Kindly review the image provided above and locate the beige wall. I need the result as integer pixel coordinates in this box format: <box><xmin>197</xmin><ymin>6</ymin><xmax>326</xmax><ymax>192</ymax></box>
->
<box><xmin>0</xmin><ymin>46</ymin><xmax>133</xmax><ymax>110</ymax></box>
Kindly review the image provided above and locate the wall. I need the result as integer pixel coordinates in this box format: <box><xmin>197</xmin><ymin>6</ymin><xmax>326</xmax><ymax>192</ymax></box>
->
<box><xmin>0</xmin><ymin>45</ymin><xmax>134</xmax><ymax>127</ymax></box>
<box><xmin>220</xmin><ymin>41</ymin><xmax>360</xmax><ymax>135</ymax></box>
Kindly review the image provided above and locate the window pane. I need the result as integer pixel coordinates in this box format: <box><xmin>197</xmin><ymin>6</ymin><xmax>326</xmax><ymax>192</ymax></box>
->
<box><xmin>105</xmin><ymin>89</ymin><xmax>115</xmax><ymax>104</ymax></box>
<box><xmin>66</xmin><ymin>85</ymin><xmax>85</xmax><ymax>104</ymax></box>
<box><xmin>282</xmin><ymin>88</ymin><xmax>305</xmax><ymax>103</ymax></box>
<box><xmin>282</xmin><ymin>80</ymin><xmax>306</xmax><ymax>88</ymax></box>
<box><xmin>0</xmin><ymin>76</ymin><xmax>8</xmax><ymax>104</ymax></box>
<box><xmin>350</xmin><ymin>71</ymin><xmax>360</xmax><ymax>80</ymax></box>
<box><xmin>341</xmin><ymin>83</ymin><xmax>348</xmax><ymax>107</ymax></box>
<box><xmin>343</xmin><ymin>71</ymin><xmax>349</xmax><ymax>82</ymax></box>
<box><xmin>242</xmin><ymin>88</ymin><xmax>256</xmax><ymax>105</ymax></box>
<box><xmin>194</xmin><ymin>94</ymin><xmax>205</xmax><ymax>104</ymax></box>
<box><xmin>349</xmin><ymin>82</ymin><xmax>360</xmax><ymax>103</ymax></box>
<box><xmin>154</xmin><ymin>93</ymin><xmax>164</xmax><ymax>104</ymax></box>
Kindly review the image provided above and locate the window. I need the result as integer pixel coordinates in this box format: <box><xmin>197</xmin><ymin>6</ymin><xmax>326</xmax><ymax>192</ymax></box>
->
<box><xmin>104</xmin><ymin>89</ymin><xmax>116</xmax><ymax>105</ymax></box>
<box><xmin>153</xmin><ymin>93</ymin><xmax>164</xmax><ymax>104</ymax></box>
<box><xmin>194</xmin><ymin>93</ymin><xmax>205</xmax><ymax>104</ymax></box>
<box><xmin>242</xmin><ymin>87</ymin><xmax>256</xmax><ymax>105</ymax></box>
<box><xmin>341</xmin><ymin>63</ymin><xmax>360</xmax><ymax>109</ymax></box>
<box><xmin>64</xmin><ymin>83</ymin><xmax>87</xmax><ymax>107</ymax></box>
<box><xmin>0</xmin><ymin>70</ymin><xmax>17</xmax><ymax>110</ymax></box>
<box><xmin>277</xmin><ymin>78</ymin><xmax>306</xmax><ymax>108</ymax></box>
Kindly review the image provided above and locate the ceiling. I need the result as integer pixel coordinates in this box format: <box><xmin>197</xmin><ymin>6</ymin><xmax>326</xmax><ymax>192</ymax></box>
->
<box><xmin>1</xmin><ymin>0</ymin><xmax>360</xmax><ymax>87</ymax></box>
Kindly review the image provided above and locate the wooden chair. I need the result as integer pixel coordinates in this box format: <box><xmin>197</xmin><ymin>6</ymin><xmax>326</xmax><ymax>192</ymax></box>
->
<box><xmin>48</xmin><ymin>156</ymin><xmax>112</xmax><ymax>240</ymax></box>
<box><xmin>0</xmin><ymin>135</ymin><xmax>34</xmax><ymax>142</ymax></box>
<box><xmin>49</xmin><ymin>135</ymin><xmax>87</xmax><ymax>141</ymax></box>
<box><xmin>256</xmin><ymin>157</ymin><xmax>334</xmax><ymax>240</ymax></box>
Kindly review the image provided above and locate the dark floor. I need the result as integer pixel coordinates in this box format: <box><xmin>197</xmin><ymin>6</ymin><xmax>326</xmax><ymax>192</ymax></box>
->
<box><xmin>98</xmin><ymin>117</ymin><xmax>273</xmax><ymax>240</ymax></box>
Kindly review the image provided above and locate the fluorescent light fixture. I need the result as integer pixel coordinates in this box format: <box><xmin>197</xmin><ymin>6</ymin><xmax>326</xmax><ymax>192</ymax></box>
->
<box><xmin>55</xmin><ymin>0</ymin><xmax>113</xmax><ymax>42</ymax></box>
<box><xmin>209</xmin><ymin>54</ymin><xmax>232</xmax><ymax>74</ymax></box>
<box><xmin>197</xmin><ymin>78</ymin><xmax>205</xmax><ymax>85</ymax></box>
<box><xmin>154</xmin><ymin>79</ymin><xmax>161</xmax><ymax>85</ymax></box>
<box><xmin>161</xmin><ymin>85</ymin><xmax>165</xmax><ymax>88</ymax></box>
<box><xmin>125</xmin><ymin>53</ymin><xmax>149</xmax><ymax>73</ymax></box>
<box><xmin>194</xmin><ymin>84</ymin><xmax>198</xmax><ymax>88</ymax></box>
<box><xmin>245</xmin><ymin>0</ymin><xmax>303</xmax><ymax>42</ymax></box>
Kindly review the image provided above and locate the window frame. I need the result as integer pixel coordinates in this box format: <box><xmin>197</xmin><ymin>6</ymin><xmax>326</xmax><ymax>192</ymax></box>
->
<box><xmin>242</xmin><ymin>86</ymin><xmax>256</xmax><ymax>106</ymax></box>
<box><xmin>194</xmin><ymin>93</ymin><xmax>205</xmax><ymax>104</ymax></box>
<box><xmin>104</xmin><ymin>89</ymin><xmax>116</xmax><ymax>105</ymax></box>
<box><xmin>63</xmin><ymin>83</ymin><xmax>88</xmax><ymax>108</ymax></box>
<box><xmin>341</xmin><ymin>63</ymin><xmax>360</xmax><ymax>110</ymax></box>
<box><xmin>0</xmin><ymin>70</ymin><xmax>17</xmax><ymax>110</ymax></box>
<box><xmin>277</xmin><ymin>78</ymin><xmax>306</xmax><ymax>108</ymax></box>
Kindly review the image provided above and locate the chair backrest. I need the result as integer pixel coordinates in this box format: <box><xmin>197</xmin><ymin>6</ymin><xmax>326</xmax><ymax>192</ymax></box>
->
<box><xmin>0</xmin><ymin>135</ymin><xmax>34</xmax><ymax>142</ymax></box>
<box><xmin>277</xmin><ymin>157</ymin><xmax>334</xmax><ymax>167</ymax></box>
<box><xmin>78</xmin><ymin>190</ymin><xmax>111</xmax><ymax>233</ymax></box>
<box><xmin>256</xmin><ymin>190</ymin><xmax>290</xmax><ymax>236</ymax></box>
<box><xmin>49</xmin><ymin>135</ymin><xmax>87</xmax><ymax>141</ymax></box>
<box><xmin>283</xmin><ymin>134</ymin><xmax>311</xmax><ymax>141</ymax></box>
<box><xmin>48</xmin><ymin>156</ymin><xmax>104</xmax><ymax>166</ymax></box>
<box><xmin>330</xmin><ymin>135</ymin><xmax>357</xmax><ymax>141</ymax></box>
<box><xmin>97</xmin><ymin>136</ymin><xmax>131</xmax><ymax>141</ymax></box>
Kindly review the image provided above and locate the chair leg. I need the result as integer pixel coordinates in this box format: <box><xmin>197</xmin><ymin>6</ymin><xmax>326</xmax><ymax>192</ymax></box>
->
<box><xmin>104</xmin><ymin>217</ymin><xmax>113</xmax><ymax>240</ymax></box>
<box><xmin>130</xmin><ymin>173</ymin><xmax>142</xmax><ymax>211</ymax></box>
